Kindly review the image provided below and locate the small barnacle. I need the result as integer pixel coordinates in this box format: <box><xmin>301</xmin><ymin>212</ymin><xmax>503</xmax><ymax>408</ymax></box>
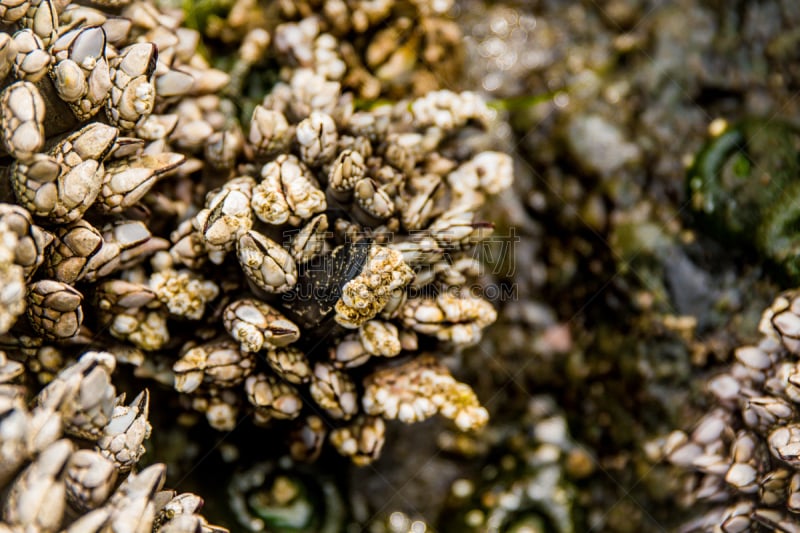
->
<box><xmin>296</xmin><ymin>111</ymin><xmax>339</xmax><ymax>167</ymax></box>
<box><xmin>35</xmin><ymin>351</ymin><xmax>118</xmax><ymax>440</ymax></box>
<box><xmin>420</xmin><ymin>256</ymin><xmax>483</xmax><ymax>288</ymax></box>
<box><xmin>169</xmin><ymin>220</ymin><xmax>209</xmax><ymax>270</ymax></box>
<box><xmin>284</xmin><ymin>68</ymin><xmax>341</xmax><ymax>121</ymax></box>
<box><xmin>358</xmin><ymin>320</ymin><xmax>401</xmax><ymax>357</ymax></box>
<box><xmin>0</xmin><ymin>80</ymin><xmax>46</xmax><ymax>160</ymax></box>
<box><xmin>769</xmin><ymin>291</ymin><xmax>800</xmax><ymax>355</ymax></box>
<box><xmin>309</xmin><ymin>362</ymin><xmax>358</xmax><ymax>420</ymax></box>
<box><xmin>0</xmin><ymin>204</ymin><xmax>51</xmax><ymax>281</ymax></box>
<box><xmin>362</xmin><ymin>355</ymin><xmax>489</xmax><ymax>431</ymax></box>
<box><xmin>329</xmin><ymin>334</ymin><xmax>371</xmax><ymax>368</ymax></box>
<box><xmin>149</xmin><ymin>268</ymin><xmax>219</xmax><ymax>320</ymax></box>
<box><xmin>365</xmin><ymin>18</ymin><xmax>418</xmax><ymax>83</ymax></box>
<box><xmin>251</xmin><ymin>154</ymin><xmax>326</xmax><ymax>226</ymax></box>
<box><xmin>153</xmin><ymin>493</ymin><xmax>199</xmax><ymax>530</ymax></box>
<box><xmin>102</xmin><ymin>221</ymin><xmax>168</xmax><ymax>273</ymax></box>
<box><xmin>337</xmin><ymin>134</ymin><xmax>372</xmax><ymax>159</ymax></box>
<box><xmin>289</xmin><ymin>213</ymin><xmax>329</xmax><ymax>263</ymax></box>
<box><xmin>168</xmin><ymin>99</ymin><xmax>216</xmax><ymax>152</ymax></box>
<box><xmin>334</xmin><ymin>243</ymin><xmax>414</xmax><ymax>328</ymax></box>
<box><xmin>249</xmin><ymin>106</ymin><xmax>293</xmax><ymax>159</ymax></box>
<box><xmin>194</xmin><ymin>176</ymin><xmax>256</xmax><ymax>263</ymax></box>
<box><xmin>371</xmin><ymin>163</ymin><xmax>404</xmax><ymax>195</ymax></box>
<box><xmin>346</xmin><ymin>108</ymin><xmax>391</xmax><ymax>141</ymax></box>
<box><xmin>42</xmin><ymin>219</ymin><xmax>104</xmax><ymax>284</ymax></box>
<box><xmin>264</xmin><ymin>345</ymin><xmax>311</xmax><ymax>385</ymax></box>
<box><xmin>95</xmin><ymin>389</ymin><xmax>152</xmax><ymax>471</ymax></box>
<box><xmin>26</xmin><ymin>279</ymin><xmax>84</xmax><ymax>341</ymax></box>
<box><xmin>94</xmin><ymin>279</ymin><xmax>157</xmax><ymax>316</ymax></box>
<box><xmin>154</xmin><ymin>492</ymin><xmax>218</xmax><ymax>532</ymax></box>
<box><xmin>353</xmin><ymin>177</ymin><xmax>395</xmax><ymax>223</ymax></box>
<box><xmin>236</xmin><ymin>230</ymin><xmax>298</xmax><ymax>294</ymax></box>
<box><xmin>65</xmin><ymin>449</ymin><xmax>118</xmax><ymax>513</ymax></box>
<box><xmin>96</xmin><ymin>152</ymin><xmax>185</xmax><ymax>214</ymax></box>
<box><xmin>721</xmin><ymin>432</ymin><xmax>761</xmax><ymax>493</ymax></box>
<box><xmin>769</xmin><ymin>424</ymin><xmax>800</xmax><ymax>468</ymax></box>
<box><xmin>245</xmin><ymin>373</ymin><xmax>303</xmax><ymax>424</ymax></box>
<box><xmin>20</xmin><ymin>0</ymin><xmax>57</xmax><ymax>46</ymax></box>
<box><xmin>74</xmin><ymin>463</ymin><xmax>168</xmax><ymax>531</ymax></box>
<box><xmin>0</xmin><ymin>33</ymin><xmax>14</xmax><ymax>81</ymax></box>
<box><xmin>0</xmin><ymin>350</ymin><xmax>24</xmax><ymax>384</ymax></box>
<box><xmin>382</xmin><ymin>132</ymin><xmax>424</xmax><ymax>175</ymax></box>
<box><xmin>409</xmin><ymin>90</ymin><xmax>493</xmax><ymax>131</ymax></box>
<box><xmin>743</xmin><ymin>396</ymin><xmax>793</xmax><ymax>432</ymax></box>
<box><xmin>289</xmin><ymin>415</ymin><xmax>327</xmax><ymax>463</ymax></box>
<box><xmin>42</xmin><ymin>219</ymin><xmax>112</xmax><ymax>283</ymax></box>
<box><xmin>0</xmin><ymin>223</ymin><xmax>27</xmax><ymax>335</ymax></box>
<box><xmin>205</xmin><ymin>125</ymin><xmax>244</xmax><ymax>170</ymax></box>
<box><xmin>136</xmin><ymin>113</ymin><xmax>179</xmax><ymax>143</ymax></box>
<box><xmin>10</xmin><ymin>122</ymin><xmax>119</xmax><ymax>223</ymax></box>
<box><xmin>191</xmin><ymin>387</ymin><xmax>242</xmax><ymax>432</ymax></box>
<box><xmin>0</xmin><ymin>0</ymin><xmax>29</xmax><ymax>25</ymax></box>
<box><xmin>49</xmin><ymin>26</ymin><xmax>113</xmax><ymax>120</ymax></box>
<box><xmin>401</xmin><ymin>292</ymin><xmax>497</xmax><ymax>346</ymax></box>
<box><xmin>3</xmin><ymin>439</ymin><xmax>74</xmax><ymax>531</ymax></box>
<box><xmin>106</xmin><ymin>42</ymin><xmax>157</xmax><ymax>130</ymax></box>
<box><xmin>428</xmin><ymin>208</ymin><xmax>494</xmax><ymax>251</ymax></box>
<box><xmin>329</xmin><ymin>415</ymin><xmax>385</xmax><ymax>466</ymax></box>
<box><xmin>173</xmin><ymin>339</ymin><xmax>255</xmax><ymax>394</ymax></box>
<box><xmin>311</xmin><ymin>33</ymin><xmax>347</xmax><ymax>81</ymax></box>
<box><xmin>388</xmin><ymin>235</ymin><xmax>444</xmax><ymax>267</ymax></box>
<box><xmin>447</xmin><ymin>151</ymin><xmax>514</xmax><ymax>196</ymax></box>
<box><xmin>272</xmin><ymin>16</ymin><xmax>319</xmax><ymax>67</ymax></box>
<box><xmin>328</xmin><ymin>148</ymin><xmax>366</xmax><ymax>200</ymax></box>
<box><xmin>108</xmin><ymin>307</ymin><xmax>170</xmax><ymax>352</ymax></box>
<box><xmin>223</xmin><ymin>299</ymin><xmax>300</xmax><ymax>353</ymax></box>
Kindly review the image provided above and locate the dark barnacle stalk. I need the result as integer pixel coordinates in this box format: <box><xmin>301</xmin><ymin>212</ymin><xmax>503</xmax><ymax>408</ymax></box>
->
<box><xmin>279</xmin><ymin>237</ymin><xmax>372</xmax><ymax>340</ymax></box>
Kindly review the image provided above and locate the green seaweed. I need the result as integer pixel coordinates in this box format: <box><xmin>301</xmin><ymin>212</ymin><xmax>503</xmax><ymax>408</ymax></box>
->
<box><xmin>688</xmin><ymin>119</ymin><xmax>800</xmax><ymax>281</ymax></box>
